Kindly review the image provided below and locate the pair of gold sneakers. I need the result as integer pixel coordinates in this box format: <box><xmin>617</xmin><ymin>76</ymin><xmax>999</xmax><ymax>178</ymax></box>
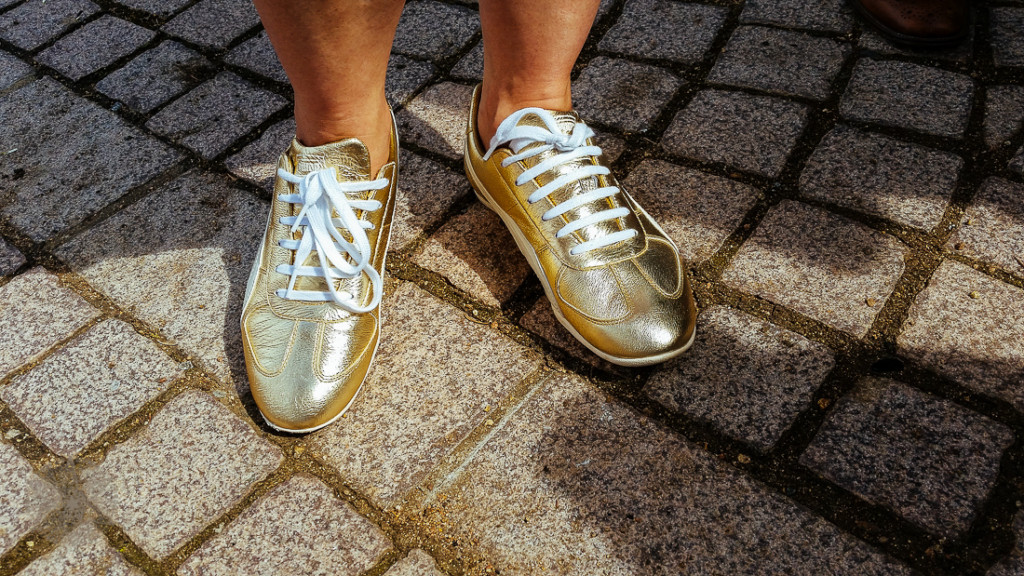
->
<box><xmin>241</xmin><ymin>86</ymin><xmax>697</xmax><ymax>433</ymax></box>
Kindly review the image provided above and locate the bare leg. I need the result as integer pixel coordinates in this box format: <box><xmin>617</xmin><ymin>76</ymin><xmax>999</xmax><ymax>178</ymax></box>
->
<box><xmin>476</xmin><ymin>0</ymin><xmax>602</xmax><ymax>144</ymax></box>
<box><xmin>253</xmin><ymin>0</ymin><xmax>405</xmax><ymax>174</ymax></box>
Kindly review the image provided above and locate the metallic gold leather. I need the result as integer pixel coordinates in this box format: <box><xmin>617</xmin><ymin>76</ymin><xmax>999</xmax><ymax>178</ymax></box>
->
<box><xmin>463</xmin><ymin>86</ymin><xmax>696</xmax><ymax>366</ymax></box>
<box><xmin>240</xmin><ymin>118</ymin><xmax>398</xmax><ymax>432</ymax></box>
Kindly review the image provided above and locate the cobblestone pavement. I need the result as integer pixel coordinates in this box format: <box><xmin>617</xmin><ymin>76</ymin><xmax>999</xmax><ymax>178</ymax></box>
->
<box><xmin>0</xmin><ymin>0</ymin><xmax>1023</xmax><ymax>574</ymax></box>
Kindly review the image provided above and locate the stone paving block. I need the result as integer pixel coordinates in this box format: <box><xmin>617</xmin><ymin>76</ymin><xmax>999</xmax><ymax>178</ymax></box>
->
<box><xmin>162</xmin><ymin>0</ymin><xmax>260</xmax><ymax>50</ymax></box>
<box><xmin>427</xmin><ymin>371</ymin><xmax>913</xmax><ymax>576</ymax></box>
<box><xmin>412</xmin><ymin>203</ymin><xmax>531</xmax><ymax>307</ymax></box>
<box><xmin>0</xmin><ymin>49</ymin><xmax>32</xmax><ymax>91</ymax></box>
<box><xmin>0</xmin><ymin>0</ymin><xmax>99</xmax><ymax>51</ymax></box>
<box><xmin>97</xmin><ymin>41</ymin><xmax>211</xmax><ymax>114</ymax></box>
<box><xmin>599</xmin><ymin>0</ymin><xmax>727</xmax><ymax>63</ymax></box>
<box><xmin>110</xmin><ymin>0</ymin><xmax>190</xmax><ymax>17</ymax></box>
<box><xmin>800</xmin><ymin>125</ymin><xmax>963</xmax><ymax>230</ymax></box>
<box><xmin>0</xmin><ymin>237</ymin><xmax>25</xmax><ymax>275</ymax></box>
<box><xmin>384</xmin><ymin>549</ymin><xmax>445</xmax><ymax>576</ymax></box>
<box><xmin>707</xmin><ymin>26</ymin><xmax>850</xmax><ymax>101</ymax></box>
<box><xmin>802</xmin><ymin>378</ymin><xmax>1014</xmax><ymax>537</ymax></box>
<box><xmin>722</xmin><ymin>200</ymin><xmax>907</xmax><ymax>337</ymax></box>
<box><xmin>0</xmin><ymin>440</ymin><xmax>62</xmax><ymax>555</ymax></box>
<box><xmin>147</xmin><ymin>72</ymin><xmax>288</xmax><ymax>159</ymax></box>
<box><xmin>178</xmin><ymin>475</ymin><xmax>392</xmax><ymax>576</ymax></box>
<box><xmin>573</xmin><ymin>56</ymin><xmax>683</xmax><ymax>132</ymax></box>
<box><xmin>950</xmin><ymin>178</ymin><xmax>1024</xmax><ymax>276</ymax></box>
<box><xmin>898</xmin><ymin>260</ymin><xmax>1024</xmax><ymax>409</ymax></box>
<box><xmin>646</xmin><ymin>306</ymin><xmax>836</xmax><ymax>451</ymax></box>
<box><xmin>81</xmin><ymin>390</ymin><xmax>282</xmax><ymax>559</ymax></box>
<box><xmin>519</xmin><ymin>298</ymin><xmax>619</xmax><ymax>371</ymax></box>
<box><xmin>386</xmin><ymin>54</ymin><xmax>436</xmax><ymax>105</ymax></box>
<box><xmin>622</xmin><ymin>159</ymin><xmax>760</xmax><ymax>263</ymax></box>
<box><xmin>450</xmin><ymin>40</ymin><xmax>482</xmax><ymax>81</ymax></box>
<box><xmin>55</xmin><ymin>171</ymin><xmax>267</xmax><ymax>389</ymax></box>
<box><xmin>223</xmin><ymin>30</ymin><xmax>286</xmax><ymax>83</ymax></box>
<box><xmin>992</xmin><ymin>7</ymin><xmax>1024</xmax><ymax>68</ymax></box>
<box><xmin>988</xmin><ymin>510</ymin><xmax>1024</xmax><ymax>575</ymax></box>
<box><xmin>392</xmin><ymin>0</ymin><xmax>478</xmax><ymax>59</ymax></box>
<box><xmin>739</xmin><ymin>0</ymin><xmax>854</xmax><ymax>33</ymax></box>
<box><xmin>225</xmin><ymin>117</ymin><xmax>295</xmax><ymax>192</ymax></box>
<box><xmin>393</xmin><ymin>151</ymin><xmax>469</xmax><ymax>251</ymax></box>
<box><xmin>984</xmin><ymin>85</ymin><xmax>1024</xmax><ymax>148</ymax></box>
<box><xmin>0</xmin><ymin>78</ymin><xmax>182</xmax><ymax>241</ymax></box>
<box><xmin>857</xmin><ymin>27</ymin><xmax>974</xmax><ymax>64</ymax></box>
<box><xmin>397</xmin><ymin>82</ymin><xmax>474</xmax><ymax>160</ymax></box>
<box><xmin>19</xmin><ymin>522</ymin><xmax>142</xmax><ymax>576</ymax></box>
<box><xmin>1012</xmin><ymin>146</ymin><xmax>1024</xmax><ymax>177</ymax></box>
<box><xmin>1</xmin><ymin>319</ymin><xmax>183</xmax><ymax>459</ymax></box>
<box><xmin>36</xmin><ymin>15</ymin><xmax>154</xmax><ymax>81</ymax></box>
<box><xmin>840</xmin><ymin>59</ymin><xmax>975</xmax><ymax>138</ymax></box>
<box><xmin>0</xmin><ymin>268</ymin><xmax>98</xmax><ymax>379</ymax></box>
<box><xmin>310</xmin><ymin>282</ymin><xmax>541</xmax><ymax>508</ymax></box>
<box><xmin>662</xmin><ymin>89</ymin><xmax>809</xmax><ymax>178</ymax></box>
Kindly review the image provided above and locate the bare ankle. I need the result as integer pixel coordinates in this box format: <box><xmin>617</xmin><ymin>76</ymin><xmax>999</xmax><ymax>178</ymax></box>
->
<box><xmin>476</xmin><ymin>82</ymin><xmax>572</xmax><ymax>145</ymax></box>
<box><xmin>294</xmin><ymin>101</ymin><xmax>393</xmax><ymax>176</ymax></box>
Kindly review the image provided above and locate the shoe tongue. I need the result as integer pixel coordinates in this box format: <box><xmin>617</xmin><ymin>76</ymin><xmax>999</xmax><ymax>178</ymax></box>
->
<box><xmin>290</xmin><ymin>137</ymin><xmax>372</xmax><ymax>180</ymax></box>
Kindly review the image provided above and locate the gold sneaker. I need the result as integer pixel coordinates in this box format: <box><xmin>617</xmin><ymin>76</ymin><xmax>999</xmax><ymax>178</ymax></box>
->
<box><xmin>464</xmin><ymin>87</ymin><xmax>696</xmax><ymax>366</ymax></box>
<box><xmin>240</xmin><ymin>117</ymin><xmax>398</xmax><ymax>433</ymax></box>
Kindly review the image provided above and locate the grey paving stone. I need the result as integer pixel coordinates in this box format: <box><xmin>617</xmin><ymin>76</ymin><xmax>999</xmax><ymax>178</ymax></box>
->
<box><xmin>802</xmin><ymin>378</ymin><xmax>1014</xmax><ymax>537</ymax></box>
<box><xmin>898</xmin><ymin>260</ymin><xmax>1024</xmax><ymax>409</ymax></box>
<box><xmin>397</xmin><ymin>82</ymin><xmax>474</xmax><ymax>159</ymax></box>
<box><xmin>599</xmin><ymin>0</ymin><xmax>727</xmax><ymax>63</ymax></box>
<box><xmin>55</xmin><ymin>171</ymin><xmax>267</xmax><ymax>390</ymax></box>
<box><xmin>0</xmin><ymin>237</ymin><xmax>26</xmax><ymax>275</ymax></box>
<box><xmin>0</xmin><ymin>49</ymin><xmax>32</xmax><ymax>91</ymax></box>
<box><xmin>708</xmin><ymin>26</ymin><xmax>850</xmax><ymax>101</ymax></box>
<box><xmin>573</xmin><ymin>56</ymin><xmax>683</xmax><ymax>132</ymax></box>
<box><xmin>223</xmin><ymin>30</ymin><xmax>286</xmax><ymax>83</ymax></box>
<box><xmin>386</xmin><ymin>54</ymin><xmax>436</xmax><ymax>106</ymax></box>
<box><xmin>857</xmin><ymin>28</ymin><xmax>974</xmax><ymax>64</ymax></box>
<box><xmin>81</xmin><ymin>390</ymin><xmax>282</xmax><ymax>559</ymax></box>
<box><xmin>722</xmin><ymin>200</ymin><xmax>907</xmax><ymax>337</ymax></box>
<box><xmin>392</xmin><ymin>0</ymin><xmax>478</xmax><ymax>59</ymax></box>
<box><xmin>310</xmin><ymin>282</ymin><xmax>541</xmax><ymax>508</ymax></box>
<box><xmin>799</xmin><ymin>125</ymin><xmax>963</xmax><ymax>230</ymax></box>
<box><xmin>739</xmin><ymin>0</ymin><xmax>854</xmax><ymax>33</ymax></box>
<box><xmin>19</xmin><ymin>522</ymin><xmax>142</xmax><ymax>576</ymax></box>
<box><xmin>97</xmin><ymin>41</ymin><xmax>211</xmax><ymax>114</ymax></box>
<box><xmin>385</xmin><ymin>549</ymin><xmax>445</xmax><ymax>576</ymax></box>
<box><xmin>412</xmin><ymin>203</ymin><xmax>531</xmax><ymax>307</ymax></box>
<box><xmin>147</xmin><ymin>72</ymin><xmax>288</xmax><ymax>159</ymax></box>
<box><xmin>0</xmin><ymin>78</ymin><xmax>182</xmax><ymax>241</ymax></box>
<box><xmin>36</xmin><ymin>15</ymin><xmax>155</xmax><ymax>81</ymax></box>
<box><xmin>662</xmin><ymin>89</ymin><xmax>809</xmax><ymax>177</ymax></box>
<box><xmin>109</xmin><ymin>0</ymin><xmax>190</xmax><ymax>17</ymax></box>
<box><xmin>0</xmin><ymin>268</ymin><xmax>99</xmax><ymax>379</ymax></box>
<box><xmin>450</xmin><ymin>40</ymin><xmax>482</xmax><ymax>81</ymax></box>
<box><xmin>950</xmin><ymin>178</ymin><xmax>1024</xmax><ymax>276</ymax></box>
<box><xmin>988</xmin><ymin>510</ymin><xmax>1024</xmax><ymax>576</ymax></box>
<box><xmin>622</xmin><ymin>159</ymin><xmax>760</xmax><ymax>263</ymax></box>
<box><xmin>984</xmin><ymin>85</ymin><xmax>1024</xmax><ymax>148</ymax></box>
<box><xmin>840</xmin><ymin>59</ymin><xmax>975</xmax><ymax>138</ymax></box>
<box><xmin>393</xmin><ymin>151</ymin><xmax>470</xmax><ymax>251</ymax></box>
<box><xmin>646</xmin><ymin>306</ymin><xmax>836</xmax><ymax>451</ymax></box>
<box><xmin>519</xmin><ymin>298</ymin><xmax>620</xmax><ymax>371</ymax></box>
<box><xmin>178</xmin><ymin>475</ymin><xmax>392</xmax><ymax>576</ymax></box>
<box><xmin>992</xmin><ymin>7</ymin><xmax>1024</xmax><ymax>68</ymax></box>
<box><xmin>427</xmin><ymin>371</ymin><xmax>914</xmax><ymax>576</ymax></box>
<box><xmin>1</xmin><ymin>319</ymin><xmax>182</xmax><ymax>459</ymax></box>
<box><xmin>225</xmin><ymin>117</ymin><xmax>295</xmax><ymax>192</ymax></box>
<box><xmin>0</xmin><ymin>0</ymin><xmax>99</xmax><ymax>51</ymax></box>
<box><xmin>0</xmin><ymin>440</ymin><xmax>61</xmax><ymax>555</ymax></box>
<box><xmin>162</xmin><ymin>0</ymin><xmax>260</xmax><ymax>50</ymax></box>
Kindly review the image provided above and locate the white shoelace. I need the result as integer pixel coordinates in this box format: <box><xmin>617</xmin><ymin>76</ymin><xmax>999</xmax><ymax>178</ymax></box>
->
<box><xmin>275</xmin><ymin>167</ymin><xmax>387</xmax><ymax>313</ymax></box>
<box><xmin>482</xmin><ymin>108</ymin><xmax>637</xmax><ymax>256</ymax></box>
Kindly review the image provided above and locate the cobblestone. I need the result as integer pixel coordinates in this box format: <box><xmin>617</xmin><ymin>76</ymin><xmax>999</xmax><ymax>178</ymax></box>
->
<box><xmin>663</xmin><ymin>89</ymin><xmax>809</xmax><ymax>177</ymax></box>
<box><xmin>450</xmin><ymin>41</ymin><xmax>482</xmax><ymax>81</ymax></box>
<box><xmin>722</xmin><ymin>200</ymin><xmax>907</xmax><ymax>337</ymax></box>
<box><xmin>599</xmin><ymin>0</ymin><xmax>727</xmax><ymax>63</ymax></box>
<box><xmin>392</xmin><ymin>151</ymin><xmax>470</xmax><ymax>251</ymax></box>
<box><xmin>984</xmin><ymin>85</ymin><xmax>1024</xmax><ymax>148</ymax></box>
<box><xmin>1</xmin><ymin>320</ymin><xmax>182</xmax><ymax>458</ymax></box>
<box><xmin>989</xmin><ymin>511</ymin><xmax>1024</xmax><ymax>576</ymax></box>
<box><xmin>36</xmin><ymin>15</ymin><xmax>154</xmax><ymax>81</ymax></box>
<box><xmin>950</xmin><ymin>178</ymin><xmax>1024</xmax><ymax>276</ymax></box>
<box><xmin>519</xmin><ymin>298</ymin><xmax>619</xmax><ymax>371</ymax></box>
<box><xmin>81</xmin><ymin>390</ymin><xmax>282</xmax><ymax>559</ymax></box>
<box><xmin>573</xmin><ymin>56</ymin><xmax>683</xmax><ymax>132</ymax></box>
<box><xmin>799</xmin><ymin>125</ymin><xmax>963</xmax><ymax>230</ymax></box>
<box><xmin>18</xmin><ymin>523</ymin><xmax>142</xmax><ymax>576</ymax></box>
<box><xmin>991</xmin><ymin>7</ymin><xmax>1024</xmax><ymax>68</ymax></box>
<box><xmin>0</xmin><ymin>0</ymin><xmax>99</xmax><ymax>51</ymax></box>
<box><xmin>384</xmin><ymin>549</ymin><xmax>445</xmax><ymax>576</ymax></box>
<box><xmin>225</xmin><ymin>117</ymin><xmax>294</xmax><ymax>192</ymax></box>
<box><xmin>161</xmin><ymin>0</ymin><xmax>260</xmax><ymax>50</ymax></box>
<box><xmin>0</xmin><ymin>440</ymin><xmax>61</xmax><ymax>555</ymax></box>
<box><xmin>0</xmin><ymin>49</ymin><xmax>32</xmax><ymax>90</ymax></box>
<box><xmin>178</xmin><ymin>475</ymin><xmax>392</xmax><ymax>576</ymax></box>
<box><xmin>708</xmin><ymin>26</ymin><xmax>850</xmax><ymax>101</ymax></box>
<box><xmin>391</xmin><ymin>0</ymin><xmax>478</xmax><ymax>59</ymax></box>
<box><xmin>840</xmin><ymin>59</ymin><xmax>975</xmax><ymax>138</ymax></box>
<box><xmin>96</xmin><ymin>40</ymin><xmax>211</xmax><ymax>113</ymax></box>
<box><xmin>739</xmin><ymin>0</ymin><xmax>854</xmax><ymax>33</ymax></box>
<box><xmin>0</xmin><ymin>237</ymin><xmax>25</xmax><ymax>275</ymax></box>
<box><xmin>396</xmin><ymin>82</ymin><xmax>474</xmax><ymax>159</ymax></box>
<box><xmin>802</xmin><ymin>378</ymin><xmax>1014</xmax><ymax>537</ymax></box>
<box><xmin>110</xmin><ymin>0</ymin><xmax>189</xmax><ymax>17</ymax></box>
<box><xmin>898</xmin><ymin>260</ymin><xmax>1024</xmax><ymax>410</ymax></box>
<box><xmin>1012</xmin><ymin>146</ymin><xmax>1024</xmax><ymax>177</ymax></box>
<box><xmin>223</xmin><ymin>31</ymin><xmax>286</xmax><ymax>84</ymax></box>
<box><xmin>646</xmin><ymin>306</ymin><xmax>835</xmax><ymax>451</ymax></box>
<box><xmin>385</xmin><ymin>54</ymin><xmax>436</xmax><ymax>105</ymax></box>
<box><xmin>857</xmin><ymin>28</ymin><xmax>974</xmax><ymax>64</ymax></box>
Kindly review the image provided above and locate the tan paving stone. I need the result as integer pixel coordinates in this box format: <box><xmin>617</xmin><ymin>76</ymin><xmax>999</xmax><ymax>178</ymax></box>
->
<box><xmin>949</xmin><ymin>178</ymin><xmax>1024</xmax><ymax>276</ymax></box>
<box><xmin>384</xmin><ymin>549</ymin><xmax>445</xmax><ymax>576</ymax></box>
<box><xmin>310</xmin><ymin>282</ymin><xmax>541</xmax><ymax>508</ymax></box>
<box><xmin>0</xmin><ymin>440</ymin><xmax>61</xmax><ymax>555</ymax></box>
<box><xmin>1</xmin><ymin>319</ymin><xmax>183</xmax><ymax>458</ymax></box>
<box><xmin>82</xmin><ymin>390</ymin><xmax>282</xmax><ymax>559</ymax></box>
<box><xmin>427</xmin><ymin>372</ymin><xmax>913</xmax><ymax>575</ymax></box>
<box><xmin>397</xmin><ymin>82</ymin><xmax>474</xmax><ymax>160</ymax></box>
<box><xmin>178</xmin><ymin>475</ymin><xmax>392</xmax><ymax>576</ymax></box>
<box><xmin>898</xmin><ymin>260</ymin><xmax>1024</xmax><ymax>410</ymax></box>
<box><xmin>19</xmin><ymin>522</ymin><xmax>142</xmax><ymax>576</ymax></box>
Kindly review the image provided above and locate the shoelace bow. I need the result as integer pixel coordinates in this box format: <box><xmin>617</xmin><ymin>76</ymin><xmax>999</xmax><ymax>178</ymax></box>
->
<box><xmin>483</xmin><ymin>108</ymin><xmax>637</xmax><ymax>256</ymax></box>
<box><xmin>275</xmin><ymin>167</ymin><xmax>387</xmax><ymax>312</ymax></box>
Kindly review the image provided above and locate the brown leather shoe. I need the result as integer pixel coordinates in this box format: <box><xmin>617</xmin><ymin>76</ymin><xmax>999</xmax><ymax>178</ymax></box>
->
<box><xmin>853</xmin><ymin>0</ymin><xmax>970</xmax><ymax>48</ymax></box>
